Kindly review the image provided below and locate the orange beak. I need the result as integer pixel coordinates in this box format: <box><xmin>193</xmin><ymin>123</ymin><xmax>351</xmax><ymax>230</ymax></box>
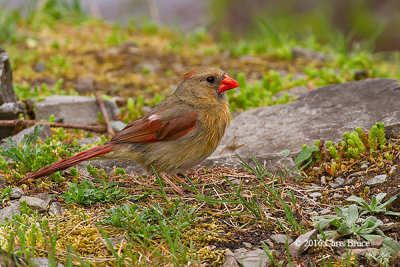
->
<box><xmin>218</xmin><ymin>74</ymin><xmax>240</xmax><ymax>92</ymax></box>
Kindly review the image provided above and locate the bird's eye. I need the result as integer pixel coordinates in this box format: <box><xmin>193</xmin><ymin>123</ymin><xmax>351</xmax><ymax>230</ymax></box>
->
<box><xmin>206</xmin><ymin>76</ymin><xmax>215</xmax><ymax>83</ymax></box>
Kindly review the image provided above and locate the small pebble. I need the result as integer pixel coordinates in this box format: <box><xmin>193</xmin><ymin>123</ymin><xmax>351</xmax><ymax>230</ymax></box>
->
<box><xmin>309</xmin><ymin>192</ymin><xmax>322</xmax><ymax>198</ymax></box>
<box><xmin>335</xmin><ymin>177</ymin><xmax>345</xmax><ymax>185</ymax></box>
<box><xmin>360</xmin><ymin>164</ymin><xmax>368</xmax><ymax>169</ymax></box>
<box><xmin>10</xmin><ymin>188</ymin><xmax>24</xmax><ymax>199</ymax></box>
<box><xmin>332</xmin><ymin>193</ymin><xmax>342</xmax><ymax>198</ymax></box>
<box><xmin>367</xmin><ymin>174</ymin><xmax>387</xmax><ymax>185</ymax></box>
<box><xmin>243</xmin><ymin>242</ymin><xmax>252</xmax><ymax>248</ymax></box>
<box><xmin>320</xmin><ymin>176</ymin><xmax>327</xmax><ymax>184</ymax></box>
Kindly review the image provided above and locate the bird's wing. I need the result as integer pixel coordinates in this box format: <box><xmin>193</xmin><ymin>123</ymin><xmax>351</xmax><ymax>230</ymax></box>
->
<box><xmin>110</xmin><ymin>112</ymin><xmax>197</xmax><ymax>144</ymax></box>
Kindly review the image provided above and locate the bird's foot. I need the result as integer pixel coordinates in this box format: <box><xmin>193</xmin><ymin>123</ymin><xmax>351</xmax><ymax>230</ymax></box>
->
<box><xmin>159</xmin><ymin>172</ymin><xmax>187</xmax><ymax>196</ymax></box>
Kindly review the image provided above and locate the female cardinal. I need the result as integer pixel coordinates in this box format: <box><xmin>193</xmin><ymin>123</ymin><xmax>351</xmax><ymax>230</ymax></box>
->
<box><xmin>26</xmin><ymin>68</ymin><xmax>239</xmax><ymax>193</ymax></box>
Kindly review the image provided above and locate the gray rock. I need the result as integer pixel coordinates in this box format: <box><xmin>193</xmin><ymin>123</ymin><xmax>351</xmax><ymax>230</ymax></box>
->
<box><xmin>380</xmin><ymin>222</ymin><xmax>400</xmax><ymax>231</ymax></box>
<box><xmin>329</xmin><ymin>183</ymin><xmax>339</xmax><ymax>189</ymax></box>
<box><xmin>35</xmin><ymin>95</ymin><xmax>120</xmax><ymax>124</ymax></box>
<box><xmin>20</xmin><ymin>196</ymin><xmax>48</xmax><ymax>212</ymax></box>
<box><xmin>74</xmin><ymin>76</ymin><xmax>95</xmax><ymax>93</ymax></box>
<box><xmin>243</xmin><ymin>242</ymin><xmax>252</xmax><ymax>248</ymax></box>
<box><xmin>4</xmin><ymin>124</ymin><xmax>51</xmax><ymax>146</ymax></box>
<box><xmin>360</xmin><ymin>164</ymin><xmax>368</xmax><ymax>169</ymax></box>
<box><xmin>234</xmin><ymin>248</ymin><xmax>271</xmax><ymax>267</ymax></box>
<box><xmin>370</xmin><ymin>238</ymin><xmax>385</xmax><ymax>248</ymax></box>
<box><xmin>34</xmin><ymin>62</ymin><xmax>46</xmax><ymax>72</ymax></box>
<box><xmin>213</xmin><ymin>79</ymin><xmax>400</xmax><ymax>161</ymax></box>
<box><xmin>10</xmin><ymin>188</ymin><xmax>24</xmax><ymax>199</ymax></box>
<box><xmin>270</xmin><ymin>234</ymin><xmax>293</xmax><ymax>244</ymax></box>
<box><xmin>48</xmin><ymin>202</ymin><xmax>63</xmax><ymax>216</ymax></box>
<box><xmin>309</xmin><ymin>192</ymin><xmax>322</xmax><ymax>198</ymax></box>
<box><xmin>0</xmin><ymin>200</ymin><xmax>21</xmax><ymax>224</ymax></box>
<box><xmin>320</xmin><ymin>208</ymin><xmax>331</xmax><ymax>215</ymax></box>
<box><xmin>0</xmin><ymin>48</ymin><xmax>17</xmax><ymax>104</ymax></box>
<box><xmin>0</xmin><ymin>102</ymin><xmax>26</xmax><ymax>139</ymax></box>
<box><xmin>77</xmin><ymin>159</ymin><xmax>147</xmax><ymax>176</ymax></box>
<box><xmin>367</xmin><ymin>174</ymin><xmax>387</xmax><ymax>185</ymax></box>
<box><xmin>36</xmin><ymin>193</ymin><xmax>52</xmax><ymax>207</ymax></box>
<box><xmin>342</xmin><ymin>248</ymin><xmax>374</xmax><ymax>257</ymax></box>
<box><xmin>223</xmin><ymin>249</ymin><xmax>239</xmax><ymax>267</ymax></box>
<box><xmin>289</xmin><ymin>229</ymin><xmax>318</xmax><ymax>256</ymax></box>
<box><xmin>31</xmin><ymin>257</ymin><xmax>63</xmax><ymax>267</ymax></box>
<box><xmin>335</xmin><ymin>177</ymin><xmax>345</xmax><ymax>185</ymax></box>
<box><xmin>291</xmin><ymin>47</ymin><xmax>330</xmax><ymax>62</ymax></box>
<box><xmin>0</xmin><ymin>102</ymin><xmax>26</xmax><ymax>120</ymax></box>
<box><xmin>202</xmin><ymin>153</ymin><xmax>296</xmax><ymax>176</ymax></box>
<box><xmin>111</xmin><ymin>120</ymin><xmax>127</xmax><ymax>132</ymax></box>
<box><xmin>332</xmin><ymin>193</ymin><xmax>343</xmax><ymax>198</ymax></box>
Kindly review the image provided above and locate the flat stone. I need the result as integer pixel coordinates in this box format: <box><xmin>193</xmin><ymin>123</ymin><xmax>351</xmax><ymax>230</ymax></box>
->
<box><xmin>289</xmin><ymin>229</ymin><xmax>318</xmax><ymax>257</ymax></box>
<box><xmin>111</xmin><ymin>120</ymin><xmax>127</xmax><ymax>132</ymax></box>
<box><xmin>0</xmin><ymin>102</ymin><xmax>26</xmax><ymax>139</ymax></box>
<box><xmin>0</xmin><ymin>48</ymin><xmax>17</xmax><ymax>104</ymax></box>
<box><xmin>367</xmin><ymin>174</ymin><xmax>387</xmax><ymax>185</ymax></box>
<box><xmin>5</xmin><ymin>124</ymin><xmax>52</xmax><ymax>146</ymax></box>
<box><xmin>243</xmin><ymin>242</ymin><xmax>252</xmax><ymax>248</ymax></box>
<box><xmin>77</xmin><ymin>159</ymin><xmax>147</xmax><ymax>176</ymax></box>
<box><xmin>20</xmin><ymin>196</ymin><xmax>48</xmax><ymax>212</ymax></box>
<box><xmin>332</xmin><ymin>193</ymin><xmax>343</xmax><ymax>198</ymax></box>
<box><xmin>36</xmin><ymin>193</ymin><xmax>52</xmax><ymax>207</ymax></box>
<box><xmin>360</xmin><ymin>164</ymin><xmax>368</xmax><ymax>169</ymax></box>
<box><xmin>370</xmin><ymin>238</ymin><xmax>385</xmax><ymax>248</ymax></box>
<box><xmin>309</xmin><ymin>192</ymin><xmax>322</xmax><ymax>198</ymax></box>
<box><xmin>341</xmin><ymin>248</ymin><xmax>374</xmax><ymax>257</ymax></box>
<box><xmin>213</xmin><ymin>79</ymin><xmax>400</xmax><ymax>161</ymax></box>
<box><xmin>335</xmin><ymin>177</ymin><xmax>345</xmax><ymax>185</ymax></box>
<box><xmin>201</xmin><ymin>153</ymin><xmax>296</xmax><ymax>176</ymax></box>
<box><xmin>320</xmin><ymin>208</ymin><xmax>331</xmax><ymax>215</ymax></box>
<box><xmin>270</xmin><ymin>234</ymin><xmax>293</xmax><ymax>244</ymax></box>
<box><xmin>380</xmin><ymin>222</ymin><xmax>400</xmax><ymax>231</ymax></box>
<box><xmin>0</xmin><ymin>201</ymin><xmax>21</xmax><ymax>224</ymax></box>
<box><xmin>35</xmin><ymin>95</ymin><xmax>120</xmax><ymax>124</ymax></box>
<box><xmin>31</xmin><ymin>257</ymin><xmax>63</xmax><ymax>267</ymax></box>
<box><xmin>10</xmin><ymin>188</ymin><xmax>24</xmax><ymax>199</ymax></box>
<box><xmin>223</xmin><ymin>249</ymin><xmax>239</xmax><ymax>267</ymax></box>
<box><xmin>234</xmin><ymin>248</ymin><xmax>271</xmax><ymax>267</ymax></box>
<box><xmin>48</xmin><ymin>202</ymin><xmax>63</xmax><ymax>216</ymax></box>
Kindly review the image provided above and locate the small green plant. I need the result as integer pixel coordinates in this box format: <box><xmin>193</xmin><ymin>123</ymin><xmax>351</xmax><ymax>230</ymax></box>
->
<box><xmin>295</xmin><ymin>144</ymin><xmax>319</xmax><ymax>170</ymax></box>
<box><xmin>346</xmin><ymin>193</ymin><xmax>400</xmax><ymax>216</ymax></box>
<box><xmin>101</xmin><ymin>200</ymin><xmax>197</xmax><ymax>265</ymax></box>
<box><xmin>366</xmin><ymin>248</ymin><xmax>391</xmax><ymax>266</ymax></box>
<box><xmin>313</xmin><ymin>204</ymin><xmax>383</xmax><ymax>240</ymax></box>
<box><xmin>0</xmin><ymin>125</ymin><xmax>48</xmax><ymax>173</ymax></box>
<box><xmin>0</xmin><ymin>187</ymin><xmax>11</xmax><ymax>203</ymax></box>
<box><xmin>61</xmin><ymin>177</ymin><xmax>129</xmax><ymax>206</ymax></box>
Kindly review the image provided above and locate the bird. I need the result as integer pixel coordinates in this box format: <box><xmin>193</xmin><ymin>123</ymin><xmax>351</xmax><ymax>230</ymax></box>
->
<box><xmin>26</xmin><ymin>67</ymin><xmax>239</xmax><ymax>194</ymax></box>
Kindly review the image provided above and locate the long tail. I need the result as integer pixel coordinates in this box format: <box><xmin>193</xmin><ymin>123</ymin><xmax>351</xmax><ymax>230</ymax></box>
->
<box><xmin>26</xmin><ymin>144</ymin><xmax>114</xmax><ymax>179</ymax></box>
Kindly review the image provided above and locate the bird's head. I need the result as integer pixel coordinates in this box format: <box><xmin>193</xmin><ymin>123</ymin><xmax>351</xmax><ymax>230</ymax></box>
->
<box><xmin>175</xmin><ymin>67</ymin><xmax>239</xmax><ymax>106</ymax></box>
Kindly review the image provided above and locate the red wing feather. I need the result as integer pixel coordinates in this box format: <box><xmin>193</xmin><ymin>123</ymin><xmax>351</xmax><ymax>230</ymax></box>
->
<box><xmin>111</xmin><ymin>113</ymin><xmax>197</xmax><ymax>144</ymax></box>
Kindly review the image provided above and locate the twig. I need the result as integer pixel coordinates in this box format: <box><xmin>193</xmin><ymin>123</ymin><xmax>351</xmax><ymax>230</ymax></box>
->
<box><xmin>94</xmin><ymin>92</ymin><xmax>115</xmax><ymax>136</ymax></box>
<box><xmin>0</xmin><ymin>119</ymin><xmax>107</xmax><ymax>133</ymax></box>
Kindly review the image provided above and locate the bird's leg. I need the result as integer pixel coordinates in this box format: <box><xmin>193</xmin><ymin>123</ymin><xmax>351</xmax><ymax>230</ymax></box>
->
<box><xmin>159</xmin><ymin>171</ymin><xmax>186</xmax><ymax>196</ymax></box>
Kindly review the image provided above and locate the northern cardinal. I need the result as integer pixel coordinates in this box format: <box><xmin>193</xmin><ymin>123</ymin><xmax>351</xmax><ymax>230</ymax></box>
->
<box><xmin>26</xmin><ymin>67</ymin><xmax>239</xmax><ymax>193</ymax></box>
